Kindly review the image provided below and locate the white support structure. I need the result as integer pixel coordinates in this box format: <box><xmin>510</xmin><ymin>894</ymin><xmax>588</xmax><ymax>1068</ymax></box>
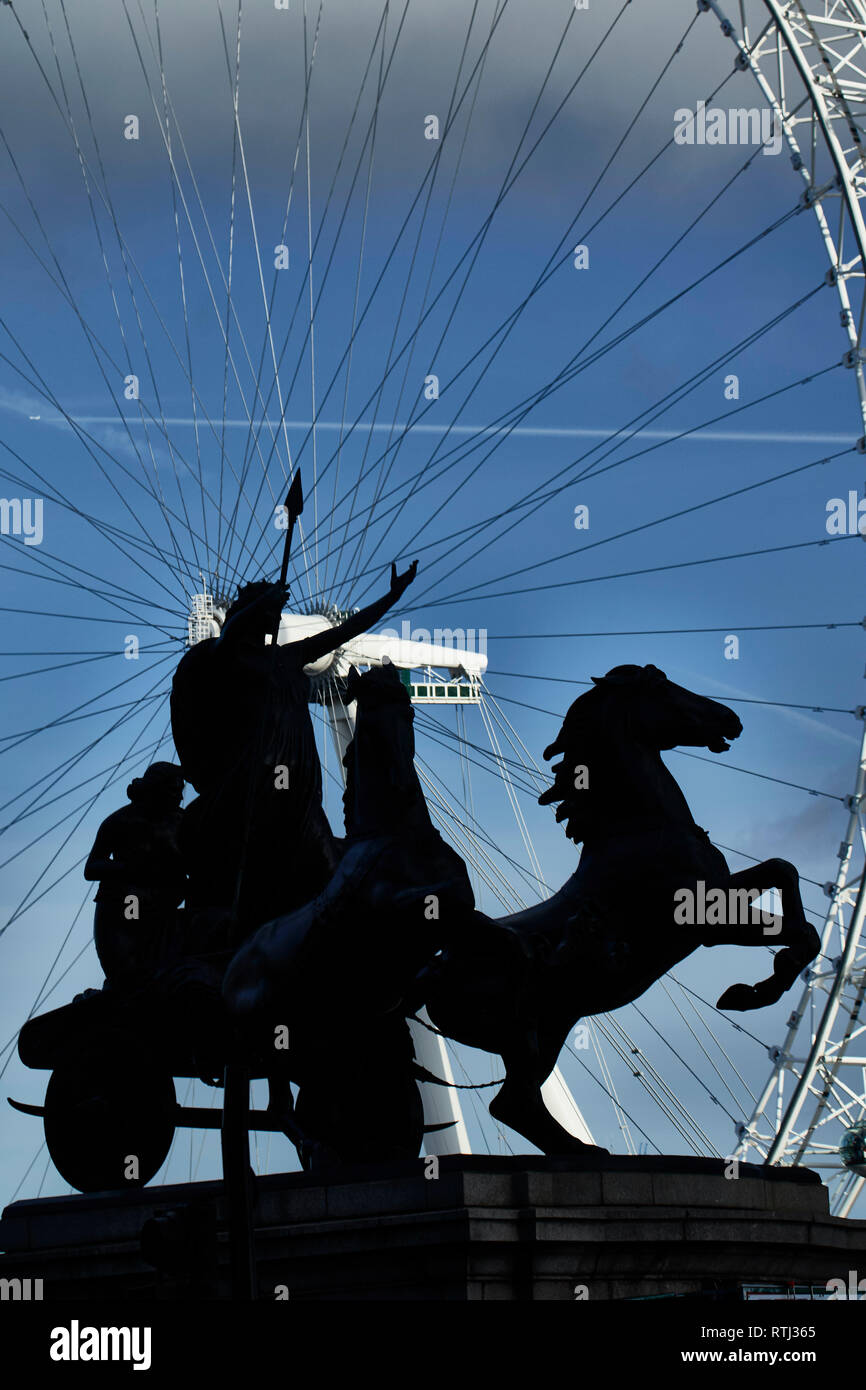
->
<box><xmin>410</xmin><ymin>1009</ymin><xmax>472</xmax><ymax>1157</ymax></box>
<box><xmin>541</xmin><ymin>1071</ymin><xmax>597</xmax><ymax>1147</ymax></box>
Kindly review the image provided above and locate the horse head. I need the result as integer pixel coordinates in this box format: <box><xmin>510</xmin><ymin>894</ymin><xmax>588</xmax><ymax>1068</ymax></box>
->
<box><xmin>539</xmin><ymin>664</ymin><xmax>742</xmax><ymax>844</ymax></box>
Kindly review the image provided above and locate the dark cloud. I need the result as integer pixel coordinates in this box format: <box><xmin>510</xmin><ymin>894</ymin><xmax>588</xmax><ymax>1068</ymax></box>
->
<box><xmin>756</xmin><ymin>772</ymin><xmax>863</xmax><ymax>890</ymax></box>
<box><xmin>0</xmin><ymin>0</ymin><xmax>737</xmax><ymax>207</ymax></box>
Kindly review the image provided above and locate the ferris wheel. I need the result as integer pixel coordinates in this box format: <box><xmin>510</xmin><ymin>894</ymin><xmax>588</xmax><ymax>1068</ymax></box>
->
<box><xmin>0</xmin><ymin>0</ymin><xmax>864</xmax><ymax>1216</ymax></box>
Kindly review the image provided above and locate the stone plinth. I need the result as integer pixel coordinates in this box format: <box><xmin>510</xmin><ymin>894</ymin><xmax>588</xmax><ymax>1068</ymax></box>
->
<box><xmin>1</xmin><ymin>1156</ymin><xmax>864</xmax><ymax>1300</ymax></box>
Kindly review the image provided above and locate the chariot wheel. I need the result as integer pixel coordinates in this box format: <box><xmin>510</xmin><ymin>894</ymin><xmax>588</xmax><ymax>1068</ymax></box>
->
<box><xmin>43</xmin><ymin>1043</ymin><xmax>176</xmax><ymax>1193</ymax></box>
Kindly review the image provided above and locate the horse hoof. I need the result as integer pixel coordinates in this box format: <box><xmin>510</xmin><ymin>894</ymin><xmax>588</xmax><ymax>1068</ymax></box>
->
<box><xmin>717</xmin><ymin>983</ymin><xmax>757</xmax><ymax>1011</ymax></box>
<box><xmin>299</xmin><ymin>1139</ymin><xmax>342</xmax><ymax>1174</ymax></box>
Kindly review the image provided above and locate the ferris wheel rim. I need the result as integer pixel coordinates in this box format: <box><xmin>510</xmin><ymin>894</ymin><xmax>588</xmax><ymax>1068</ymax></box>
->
<box><xmin>696</xmin><ymin>0</ymin><xmax>866</xmax><ymax>1207</ymax></box>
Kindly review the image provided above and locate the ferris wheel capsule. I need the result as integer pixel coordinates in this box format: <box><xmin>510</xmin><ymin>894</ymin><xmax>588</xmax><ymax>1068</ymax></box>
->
<box><xmin>840</xmin><ymin>1120</ymin><xmax>866</xmax><ymax>1177</ymax></box>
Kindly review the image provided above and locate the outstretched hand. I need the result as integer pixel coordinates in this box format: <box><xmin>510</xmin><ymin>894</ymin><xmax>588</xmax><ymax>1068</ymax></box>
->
<box><xmin>389</xmin><ymin>559</ymin><xmax>418</xmax><ymax>599</ymax></box>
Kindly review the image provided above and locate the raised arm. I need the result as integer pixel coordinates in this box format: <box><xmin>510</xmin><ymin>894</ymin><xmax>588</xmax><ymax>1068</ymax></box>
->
<box><xmin>293</xmin><ymin>561</ymin><xmax>418</xmax><ymax>667</ymax></box>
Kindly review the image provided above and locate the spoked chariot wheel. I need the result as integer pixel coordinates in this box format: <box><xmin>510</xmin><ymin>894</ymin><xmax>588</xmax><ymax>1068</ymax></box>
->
<box><xmin>14</xmin><ymin>998</ymin><xmax>178</xmax><ymax>1194</ymax></box>
<box><xmin>42</xmin><ymin>1046</ymin><xmax>176</xmax><ymax>1195</ymax></box>
<box><xmin>0</xmin><ymin>0</ymin><xmax>863</xmax><ymax>1209</ymax></box>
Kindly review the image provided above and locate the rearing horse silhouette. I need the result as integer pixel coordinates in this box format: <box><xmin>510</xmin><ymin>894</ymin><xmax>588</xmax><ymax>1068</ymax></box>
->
<box><xmin>422</xmin><ymin>664</ymin><xmax>820</xmax><ymax>1156</ymax></box>
<box><xmin>225</xmin><ymin>662</ymin><xmax>819</xmax><ymax>1163</ymax></box>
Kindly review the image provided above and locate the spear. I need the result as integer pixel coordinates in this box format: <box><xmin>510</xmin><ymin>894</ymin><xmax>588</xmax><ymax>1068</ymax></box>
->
<box><xmin>271</xmin><ymin>470</ymin><xmax>303</xmax><ymax>647</ymax></box>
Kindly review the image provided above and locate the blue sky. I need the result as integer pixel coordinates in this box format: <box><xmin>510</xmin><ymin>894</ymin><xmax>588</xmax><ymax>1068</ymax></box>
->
<box><xmin>0</xmin><ymin>0</ymin><xmax>863</xmax><ymax>1205</ymax></box>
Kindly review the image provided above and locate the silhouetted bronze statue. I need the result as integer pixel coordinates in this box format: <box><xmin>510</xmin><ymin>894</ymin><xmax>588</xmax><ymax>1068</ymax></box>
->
<box><xmin>225</xmin><ymin>664</ymin><xmax>820</xmax><ymax>1165</ymax></box>
<box><xmin>17</xmin><ymin>654</ymin><xmax>823</xmax><ymax>1190</ymax></box>
<box><xmin>83</xmin><ymin>762</ymin><xmax>186</xmax><ymax>987</ymax></box>
<box><xmin>170</xmin><ymin>561</ymin><xmax>418</xmax><ymax>934</ymax></box>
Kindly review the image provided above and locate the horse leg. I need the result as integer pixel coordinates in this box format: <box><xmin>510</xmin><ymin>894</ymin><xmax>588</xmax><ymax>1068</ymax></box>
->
<box><xmin>489</xmin><ymin>1025</ymin><xmax>609</xmax><ymax>1156</ymax></box>
<box><xmin>266</xmin><ymin>1071</ymin><xmax>306</xmax><ymax>1147</ymax></box>
<box><xmin>266</xmin><ymin>1070</ymin><xmax>341</xmax><ymax>1171</ymax></box>
<box><xmin>705</xmin><ymin>859</ymin><xmax>820</xmax><ymax>1011</ymax></box>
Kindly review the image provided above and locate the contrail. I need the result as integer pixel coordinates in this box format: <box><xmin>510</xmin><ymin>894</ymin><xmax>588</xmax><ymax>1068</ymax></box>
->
<box><xmin>15</xmin><ymin>415</ymin><xmax>857</xmax><ymax>446</ymax></box>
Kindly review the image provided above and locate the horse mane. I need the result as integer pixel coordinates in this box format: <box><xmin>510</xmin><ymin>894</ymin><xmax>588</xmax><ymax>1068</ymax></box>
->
<box><xmin>539</xmin><ymin>666</ymin><xmax>666</xmax><ymax>844</ymax></box>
